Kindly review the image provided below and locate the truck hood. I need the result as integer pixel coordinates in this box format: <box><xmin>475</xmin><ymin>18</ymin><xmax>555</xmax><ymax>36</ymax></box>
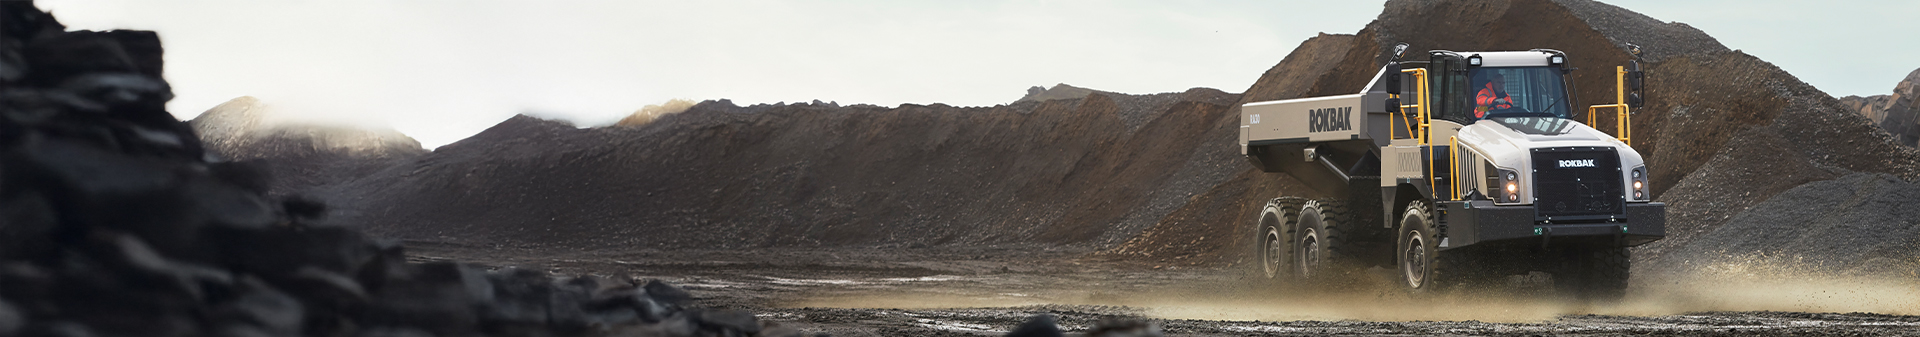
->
<box><xmin>1453</xmin><ymin>117</ymin><xmax>1644</xmax><ymax>171</ymax></box>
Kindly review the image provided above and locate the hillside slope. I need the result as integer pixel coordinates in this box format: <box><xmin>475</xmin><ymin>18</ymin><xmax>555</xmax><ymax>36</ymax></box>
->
<box><xmin>191</xmin><ymin>96</ymin><xmax>426</xmax><ymax>196</ymax></box>
<box><xmin>324</xmin><ymin>90</ymin><xmax>1241</xmax><ymax>250</ymax></box>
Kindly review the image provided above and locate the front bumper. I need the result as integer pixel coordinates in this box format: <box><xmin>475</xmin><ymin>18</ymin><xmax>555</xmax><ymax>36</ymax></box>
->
<box><xmin>1438</xmin><ymin>200</ymin><xmax>1664</xmax><ymax>250</ymax></box>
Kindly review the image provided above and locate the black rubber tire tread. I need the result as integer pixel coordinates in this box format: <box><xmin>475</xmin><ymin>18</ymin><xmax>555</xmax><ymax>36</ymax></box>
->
<box><xmin>1295</xmin><ymin>198</ymin><xmax>1355</xmax><ymax>280</ymax></box>
<box><xmin>1255</xmin><ymin>197</ymin><xmax>1307</xmax><ymax>282</ymax></box>
<box><xmin>1397</xmin><ymin>200</ymin><xmax>1466</xmax><ymax>294</ymax></box>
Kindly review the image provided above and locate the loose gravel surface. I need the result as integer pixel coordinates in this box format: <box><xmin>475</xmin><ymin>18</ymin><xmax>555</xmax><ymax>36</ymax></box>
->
<box><xmin>412</xmin><ymin>243</ymin><xmax>1920</xmax><ymax>336</ymax></box>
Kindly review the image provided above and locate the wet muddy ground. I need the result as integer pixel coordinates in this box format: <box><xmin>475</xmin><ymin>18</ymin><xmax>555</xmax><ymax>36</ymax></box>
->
<box><xmin>407</xmin><ymin>242</ymin><xmax>1920</xmax><ymax>336</ymax></box>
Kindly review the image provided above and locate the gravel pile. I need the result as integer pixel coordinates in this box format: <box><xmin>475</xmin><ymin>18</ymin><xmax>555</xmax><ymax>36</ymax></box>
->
<box><xmin>1548</xmin><ymin>0</ymin><xmax>1728</xmax><ymax>62</ymax></box>
<box><xmin>318</xmin><ymin>82</ymin><xmax>1241</xmax><ymax>252</ymax></box>
<box><xmin>0</xmin><ymin>2</ymin><xmax>797</xmax><ymax>336</ymax></box>
<box><xmin>1655</xmin><ymin>172</ymin><xmax>1920</xmax><ymax>277</ymax></box>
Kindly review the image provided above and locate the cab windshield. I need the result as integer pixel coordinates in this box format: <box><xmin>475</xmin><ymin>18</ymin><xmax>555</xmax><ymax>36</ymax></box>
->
<box><xmin>1468</xmin><ymin>66</ymin><xmax>1570</xmax><ymax>119</ymax></box>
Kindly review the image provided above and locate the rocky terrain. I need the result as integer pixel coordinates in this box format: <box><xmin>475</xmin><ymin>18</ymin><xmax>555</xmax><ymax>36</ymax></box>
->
<box><xmin>231</xmin><ymin>0</ymin><xmax>1920</xmax><ymax>283</ymax></box>
<box><xmin>0</xmin><ymin>2</ymin><xmax>803</xmax><ymax>336</ymax></box>
<box><xmin>1840</xmin><ymin>68</ymin><xmax>1920</xmax><ymax>147</ymax></box>
<box><xmin>12</xmin><ymin>0</ymin><xmax>1920</xmax><ymax>335</ymax></box>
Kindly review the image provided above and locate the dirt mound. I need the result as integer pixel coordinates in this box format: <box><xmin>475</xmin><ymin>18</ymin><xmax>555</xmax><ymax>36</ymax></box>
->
<box><xmin>190</xmin><ymin>96</ymin><xmax>426</xmax><ymax>196</ymax></box>
<box><xmin>1017</xmin><ymin>83</ymin><xmax>1102</xmax><ymax>102</ymax></box>
<box><xmin>1839</xmin><ymin>68</ymin><xmax>1920</xmax><ymax>146</ymax></box>
<box><xmin>1097</xmin><ymin>33</ymin><xmax>1351</xmax><ymax>265</ymax></box>
<box><xmin>326</xmin><ymin>89</ymin><xmax>1242</xmax><ymax>251</ymax></box>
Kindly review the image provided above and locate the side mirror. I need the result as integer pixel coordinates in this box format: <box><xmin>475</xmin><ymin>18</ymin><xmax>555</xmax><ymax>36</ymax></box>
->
<box><xmin>1384</xmin><ymin>62</ymin><xmax>1402</xmax><ymax>96</ymax></box>
<box><xmin>1626</xmin><ymin>60</ymin><xmax>1645</xmax><ymax>108</ymax></box>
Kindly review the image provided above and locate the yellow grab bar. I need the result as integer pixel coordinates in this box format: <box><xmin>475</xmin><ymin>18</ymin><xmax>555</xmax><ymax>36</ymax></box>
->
<box><xmin>1587</xmin><ymin>66</ymin><xmax>1632</xmax><ymax>145</ymax></box>
<box><xmin>1449</xmin><ymin>136</ymin><xmax>1460</xmax><ymax>201</ymax></box>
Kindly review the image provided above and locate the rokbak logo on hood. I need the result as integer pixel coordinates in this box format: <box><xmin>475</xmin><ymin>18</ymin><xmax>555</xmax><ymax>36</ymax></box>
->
<box><xmin>1557</xmin><ymin>159</ymin><xmax>1596</xmax><ymax>168</ymax></box>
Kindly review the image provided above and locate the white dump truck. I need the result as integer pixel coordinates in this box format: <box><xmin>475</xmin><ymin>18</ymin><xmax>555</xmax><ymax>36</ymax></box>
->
<box><xmin>1241</xmin><ymin>43</ymin><xmax>1664</xmax><ymax>300</ymax></box>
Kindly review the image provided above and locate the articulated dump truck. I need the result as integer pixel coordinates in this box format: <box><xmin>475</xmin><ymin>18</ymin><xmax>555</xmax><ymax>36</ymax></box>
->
<box><xmin>1240</xmin><ymin>43</ymin><xmax>1664</xmax><ymax>301</ymax></box>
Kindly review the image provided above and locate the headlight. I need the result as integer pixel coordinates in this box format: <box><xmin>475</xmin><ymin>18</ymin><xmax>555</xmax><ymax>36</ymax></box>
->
<box><xmin>1498</xmin><ymin>169</ymin><xmax>1521</xmax><ymax>203</ymax></box>
<box><xmin>1630</xmin><ymin>166</ymin><xmax>1649</xmax><ymax>201</ymax></box>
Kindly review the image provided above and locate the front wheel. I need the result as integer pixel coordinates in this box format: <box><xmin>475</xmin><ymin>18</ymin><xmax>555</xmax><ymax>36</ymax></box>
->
<box><xmin>1397</xmin><ymin>200</ymin><xmax>1453</xmax><ymax>293</ymax></box>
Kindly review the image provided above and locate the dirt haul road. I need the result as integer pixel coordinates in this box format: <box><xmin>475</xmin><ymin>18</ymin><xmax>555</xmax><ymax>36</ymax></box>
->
<box><xmin>409</xmin><ymin>243</ymin><xmax>1920</xmax><ymax>336</ymax></box>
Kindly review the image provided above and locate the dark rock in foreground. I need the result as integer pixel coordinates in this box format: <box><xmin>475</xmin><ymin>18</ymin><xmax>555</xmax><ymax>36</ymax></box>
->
<box><xmin>0</xmin><ymin>2</ymin><xmax>790</xmax><ymax>336</ymax></box>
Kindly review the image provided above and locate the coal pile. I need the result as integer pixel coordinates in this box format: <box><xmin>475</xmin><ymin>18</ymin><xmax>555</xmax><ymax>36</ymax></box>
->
<box><xmin>0</xmin><ymin>2</ymin><xmax>794</xmax><ymax>336</ymax></box>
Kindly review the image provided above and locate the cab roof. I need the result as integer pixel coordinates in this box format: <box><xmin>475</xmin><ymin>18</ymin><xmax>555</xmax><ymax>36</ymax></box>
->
<box><xmin>1445</xmin><ymin>50</ymin><xmax>1561</xmax><ymax>67</ymax></box>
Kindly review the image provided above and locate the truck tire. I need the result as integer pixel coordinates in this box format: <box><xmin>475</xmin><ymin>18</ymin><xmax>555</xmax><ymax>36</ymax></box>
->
<box><xmin>1255</xmin><ymin>197</ymin><xmax>1306</xmax><ymax>281</ymax></box>
<box><xmin>1293</xmin><ymin>199</ymin><xmax>1353</xmax><ymax>280</ymax></box>
<box><xmin>1558</xmin><ymin>246</ymin><xmax>1630</xmax><ymax>303</ymax></box>
<box><xmin>1396</xmin><ymin>200</ymin><xmax>1457</xmax><ymax>294</ymax></box>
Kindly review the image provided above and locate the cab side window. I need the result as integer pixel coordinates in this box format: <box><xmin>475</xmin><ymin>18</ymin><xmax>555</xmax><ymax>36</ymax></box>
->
<box><xmin>1430</xmin><ymin>55</ymin><xmax>1473</xmax><ymax>125</ymax></box>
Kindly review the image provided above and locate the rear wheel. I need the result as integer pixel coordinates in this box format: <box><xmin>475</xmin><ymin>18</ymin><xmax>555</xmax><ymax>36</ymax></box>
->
<box><xmin>1255</xmin><ymin>198</ymin><xmax>1305</xmax><ymax>281</ymax></box>
<box><xmin>1294</xmin><ymin>199</ymin><xmax>1352</xmax><ymax>280</ymax></box>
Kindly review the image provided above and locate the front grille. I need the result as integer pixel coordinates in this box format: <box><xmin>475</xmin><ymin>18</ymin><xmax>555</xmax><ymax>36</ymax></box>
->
<box><xmin>1531</xmin><ymin>147</ymin><xmax>1622</xmax><ymax>220</ymax></box>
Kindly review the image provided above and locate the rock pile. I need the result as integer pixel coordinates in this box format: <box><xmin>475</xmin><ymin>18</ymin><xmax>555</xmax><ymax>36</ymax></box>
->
<box><xmin>0</xmin><ymin>2</ymin><xmax>792</xmax><ymax>336</ymax></box>
<box><xmin>1839</xmin><ymin>68</ymin><xmax>1920</xmax><ymax>147</ymax></box>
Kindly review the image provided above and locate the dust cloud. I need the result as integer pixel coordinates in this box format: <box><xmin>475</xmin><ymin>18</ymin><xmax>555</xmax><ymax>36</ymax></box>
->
<box><xmin>784</xmin><ymin>258</ymin><xmax>1920</xmax><ymax>323</ymax></box>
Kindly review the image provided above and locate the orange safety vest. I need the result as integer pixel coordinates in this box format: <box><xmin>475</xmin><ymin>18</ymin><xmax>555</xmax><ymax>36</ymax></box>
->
<box><xmin>1475</xmin><ymin>82</ymin><xmax>1514</xmax><ymax>118</ymax></box>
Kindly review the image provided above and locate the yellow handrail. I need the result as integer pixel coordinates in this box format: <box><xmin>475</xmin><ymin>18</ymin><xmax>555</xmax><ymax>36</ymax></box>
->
<box><xmin>1449</xmin><ymin>136</ymin><xmax>1460</xmax><ymax>201</ymax></box>
<box><xmin>1587</xmin><ymin>66</ymin><xmax>1632</xmax><ymax>145</ymax></box>
<box><xmin>1396</xmin><ymin>68</ymin><xmax>1446</xmax><ymax>200</ymax></box>
<box><xmin>1399</xmin><ymin>68</ymin><xmax>1430</xmax><ymax>144</ymax></box>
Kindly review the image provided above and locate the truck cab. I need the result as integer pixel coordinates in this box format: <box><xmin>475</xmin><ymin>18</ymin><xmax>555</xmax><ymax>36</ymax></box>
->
<box><xmin>1389</xmin><ymin>50</ymin><xmax>1662</xmax><ymax>248</ymax></box>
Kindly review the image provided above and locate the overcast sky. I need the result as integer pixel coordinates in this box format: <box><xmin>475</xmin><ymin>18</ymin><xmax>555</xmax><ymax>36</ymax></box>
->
<box><xmin>34</xmin><ymin>0</ymin><xmax>1920</xmax><ymax>148</ymax></box>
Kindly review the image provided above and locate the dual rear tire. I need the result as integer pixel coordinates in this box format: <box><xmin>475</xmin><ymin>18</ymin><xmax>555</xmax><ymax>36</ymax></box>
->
<box><xmin>1256</xmin><ymin>197</ymin><xmax>1351</xmax><ymax>283</ymax></box>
